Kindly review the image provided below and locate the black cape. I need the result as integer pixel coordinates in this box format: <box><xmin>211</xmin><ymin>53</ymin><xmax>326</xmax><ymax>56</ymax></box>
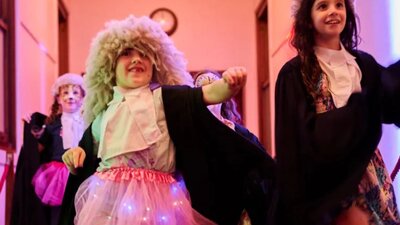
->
<box><xmin>59</xmin><ymin>86</ymin><xmax>277</xmax><ymax>225</ymax></box>
<box><xmin>11</xmin><ymin>112</ymin><xmax>50</xmax><ymax>225</ymax></box>
<box><xmin>275</xmin><ymin>51</ymin><xmax>400</xmax><ymax>225</ymax></box>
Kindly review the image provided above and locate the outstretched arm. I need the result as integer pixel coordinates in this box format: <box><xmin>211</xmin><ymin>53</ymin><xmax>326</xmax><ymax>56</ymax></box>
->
<box><xmin>202</xmin><ymin>66</ymin><xmax>247</xmax><ymax>105</ymax></box>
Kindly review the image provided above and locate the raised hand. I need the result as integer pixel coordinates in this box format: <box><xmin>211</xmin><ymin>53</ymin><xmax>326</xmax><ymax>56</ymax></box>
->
<box><xmin>222</xmin><ymin>66</ymin><xmax>247</xmax><ymax>92</ymax></box>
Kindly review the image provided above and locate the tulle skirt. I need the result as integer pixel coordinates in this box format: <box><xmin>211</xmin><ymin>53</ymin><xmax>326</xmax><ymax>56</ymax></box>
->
<box><xmin>74</xmin><ymin>167</ymin><xmax>216</xmax><ymax>225</ymax></box>
<box><xmin>32</xmin><ymin>161</ymin><xmax>69</xmax><ymax>206</ymax></box>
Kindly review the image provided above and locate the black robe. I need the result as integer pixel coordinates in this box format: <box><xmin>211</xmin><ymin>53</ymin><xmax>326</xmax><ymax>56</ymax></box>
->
<box><xmin>275</xmin><ymin>51</ymin><xmax>400</xmax><ymax>225</ymax></box>
<box><xmin>38</xmin><ymin>115</ymin><xmax>66</xmax><ymax>162</ymax></box>
<box><xmin>11</xmin><ymin>112</ymin><xmax>50</xmax><ymax>225</ymax></box>
<box><xmin>58</xmin><ymin>86</ymin><xmax>277</xmax><ymax>225</ymax></box>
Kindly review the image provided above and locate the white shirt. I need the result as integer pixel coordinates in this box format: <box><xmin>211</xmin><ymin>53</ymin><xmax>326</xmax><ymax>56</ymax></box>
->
<box><xmin>92</xmin><ymin>86</ymin><xmax>175</xmax><ymax>172</ymax></box>
<box><xmin>314</xmin><ymin>43</ymin><xmax>362</xmax><ymax>108</ymax></box>
<box><xmin>61</xmin><ymin>111</ymin><xmax>84</xmax><ymax>149</ymax></box>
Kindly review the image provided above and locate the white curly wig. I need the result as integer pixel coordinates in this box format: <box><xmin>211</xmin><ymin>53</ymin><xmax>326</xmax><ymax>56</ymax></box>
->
<box><xmin>291</xmin><ymin>0</ymin><xmax>355</xmax><ymax>17</ymax></box>
<box><xmin>83</xmin><ymin>15</ymin><xmax>193</xmax><ymax>125</ymax></box>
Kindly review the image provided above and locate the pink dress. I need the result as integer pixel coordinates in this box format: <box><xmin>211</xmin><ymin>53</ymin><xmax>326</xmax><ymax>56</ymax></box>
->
<box><xmin>73</xmin><ymin>153</ymin><xmax>216</xmax><ymax>225</ymax></box>
<box><xmin>73</xmin><ymin>87</ymin><xmax>216</xmax><ymax>225</ymax></box>
<box><xmin>32</xmin><ymin>161</ymin><xmax>69</xmax><ymax>206</ymax></box>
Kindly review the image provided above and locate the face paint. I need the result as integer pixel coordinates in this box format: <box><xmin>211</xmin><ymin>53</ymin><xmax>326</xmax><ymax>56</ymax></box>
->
<box><xmin>57</xmin><ymin>84</ymin><xmax>84</xmax><ymax>113</ymax></box>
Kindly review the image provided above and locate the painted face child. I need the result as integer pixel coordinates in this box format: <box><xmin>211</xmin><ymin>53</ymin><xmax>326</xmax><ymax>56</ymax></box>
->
<box><xmin>51</xmin><ymin>73</ymin><xmax>85</xmax><ymax>114</ymax></box>
<box><xmin>57</xmin><ymin>84</ymin><xmax>84</xmax><ymax>113</ymax></box>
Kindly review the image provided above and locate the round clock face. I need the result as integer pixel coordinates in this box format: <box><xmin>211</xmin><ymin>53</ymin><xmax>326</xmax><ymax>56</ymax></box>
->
<box><xmin>150</xmin><ymin>8</ymin><xmax>178</xmax><ymax>36</ymax></box>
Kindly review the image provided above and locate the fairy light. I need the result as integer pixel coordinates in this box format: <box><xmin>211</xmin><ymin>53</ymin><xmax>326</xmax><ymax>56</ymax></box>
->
<box><xmin>123</xmin><ymin>202</ymin><xmax>134</xmax><ymax>211</ymax></box>
<box><xmin>171</xmin><ymin>185</ymin><xmax>178</xmax><ymax>194</ymax></box>
<box><xmin>159</xmin><ymin>215</ymin><xmax>168</xmax><ymax>223</ymax></box>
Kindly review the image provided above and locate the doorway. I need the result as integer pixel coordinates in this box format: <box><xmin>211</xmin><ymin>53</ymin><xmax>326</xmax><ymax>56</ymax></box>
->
<box><xmin>58</xmin><ymin>0</ymin><xmax>69</xmax><ymax>75</ymax></box>
<box><xmin>256</xmin><ymin>0</ymin><xmax>272</xmax><ymax>154</ymax></box>
<box><xmin>1</xmin><ymin>0</ymin><xmax>16</xmax><ymax>224</ymax></box>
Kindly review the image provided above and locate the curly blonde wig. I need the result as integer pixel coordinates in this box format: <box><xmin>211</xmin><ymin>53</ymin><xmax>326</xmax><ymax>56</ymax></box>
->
<box><xmin>83</xmin><ymin>15</ymin><xmax>193</xmax><ymax>125</ymax></box>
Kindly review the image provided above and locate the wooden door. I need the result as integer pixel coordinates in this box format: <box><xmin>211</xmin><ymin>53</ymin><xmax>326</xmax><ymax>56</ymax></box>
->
<box><xmin>256</xmin><ymin>0</ymin><xmax>272</xmax><ymax>154</ymax></box>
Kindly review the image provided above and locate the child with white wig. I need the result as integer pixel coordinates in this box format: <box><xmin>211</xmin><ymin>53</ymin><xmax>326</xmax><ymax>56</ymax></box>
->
<box><xmin>59</xmin><ymin>15</ymin><xmax>275</xmax><ymax>225</ymax></box>
<box><xmin>23</xmin><ymin>73</ymin><xmax>85</xmax><ymax>225</ymax></box>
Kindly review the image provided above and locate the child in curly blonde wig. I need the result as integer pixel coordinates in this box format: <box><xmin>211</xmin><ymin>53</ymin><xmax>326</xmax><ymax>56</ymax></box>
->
<box><xmin>59</xmin><ymin>15</ymin><xmax>274</xmax><ymax>225</ymax></box>
<box><xmin>82</xmin><ymin>15</ymin><xmax>193</xmax><ymax>125</ymax></box>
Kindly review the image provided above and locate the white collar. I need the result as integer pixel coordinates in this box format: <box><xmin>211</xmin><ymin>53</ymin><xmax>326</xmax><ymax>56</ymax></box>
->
<box><xmin>108</xmin><ymin>85</ymin><xmax>149</xmax><ymax>106</ymax></box>
<box><xmin>314</xmin><ymin>43</ymin><xmax>356</xmax><ymax>66</ymax></box>
<box><xmin>314</xmin><ymin>43</ymin><xmax>362</xmax><ymax>108</ymax></box>
<box><xmin>62</xmin><ymin>111</ymin><xmax>82</xmax><ymax>121</ymax></box>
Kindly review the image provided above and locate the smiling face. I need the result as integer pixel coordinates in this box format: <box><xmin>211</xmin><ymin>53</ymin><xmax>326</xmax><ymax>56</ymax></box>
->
<box><xmin>57</xmin><ymin>84</ymin><xmax>84</xmax><ymax>113</ymax></box>
<box><xmin>115</xmin><ymin>48</ymin><xmax>153</xmax><ymax>89</ymax></box>
<box><xmin>311</xmin><ymin>0</ymin><xmax>346</xmax><ymax>45</ymax></box>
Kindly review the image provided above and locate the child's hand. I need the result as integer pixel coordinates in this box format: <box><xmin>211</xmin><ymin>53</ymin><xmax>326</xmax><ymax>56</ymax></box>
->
<box><xmin>222</xmin><ymin>66</ymin><xmax>247</xmax><ymax>91</ymax></box>
<box><xmin>62</xmin><ymin>147</ymin><xmax>86</xmax><ymax>175</ymax></box>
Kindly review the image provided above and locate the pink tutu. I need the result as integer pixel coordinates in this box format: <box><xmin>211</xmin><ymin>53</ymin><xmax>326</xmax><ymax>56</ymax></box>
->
<box><xmin>74</xmin><ymin>167</ymin><xmax>216</xmax><ymax>225</ymax></box>
<box><xmin>32</xmin><ymin>161</ymin><xmax>69</xmax><ymax>206</ymax></box>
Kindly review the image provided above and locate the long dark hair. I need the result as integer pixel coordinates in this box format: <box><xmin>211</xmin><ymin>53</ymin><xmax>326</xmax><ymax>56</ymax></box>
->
<box><xmin>291</xmin><ymin>0</ymin><xmax>359</xmax><ymax>96</ymax></box>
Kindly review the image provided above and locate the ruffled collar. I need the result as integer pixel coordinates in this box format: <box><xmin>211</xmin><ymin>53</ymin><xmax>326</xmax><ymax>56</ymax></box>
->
<box><xmin>62</xmin><ymin>111</ymin><xmax>83</xmax><ymax>121</ymax></box>
<box><xmin>314</xmin><ymin>43</ymin><xmax>356</xmax><ymax>66</ymax></box>
<box><xmin>314</xmin><ymin>43</ymin><xmax>362</xmax><ymax>108</ymax></box>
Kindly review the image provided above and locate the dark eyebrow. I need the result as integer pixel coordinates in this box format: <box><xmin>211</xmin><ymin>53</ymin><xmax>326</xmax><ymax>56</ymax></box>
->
<box><xmin>314</xmin><ymin>0</ymin><xmax>326</xmax><ymax>6</ymax></box>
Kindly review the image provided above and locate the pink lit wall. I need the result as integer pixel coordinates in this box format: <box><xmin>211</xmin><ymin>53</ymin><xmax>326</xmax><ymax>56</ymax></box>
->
<box><xmin>1</xmin><ymin>0</ymin><xmax>60</xmax><ymax>223</ymax></box>
<box><xmin>267</xmin><ymin>0</ymin><xmax>297</xmax><ymax>156</ymax></box>
<box><xmin>0</xmin><ymin>30</ymin><xmax>4</xmax><ymax>225</ymax></box>
<box><xmin>15</xmin><ymin>0</ymin><xmax>59</xmax><ymax>155</ymax></box>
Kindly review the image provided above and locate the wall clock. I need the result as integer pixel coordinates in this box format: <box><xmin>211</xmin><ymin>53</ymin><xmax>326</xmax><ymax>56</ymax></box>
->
<box><xmin>150</xmin><ymin>8</ymin><xmax>178</xmax><ymax>36</ymax></box>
